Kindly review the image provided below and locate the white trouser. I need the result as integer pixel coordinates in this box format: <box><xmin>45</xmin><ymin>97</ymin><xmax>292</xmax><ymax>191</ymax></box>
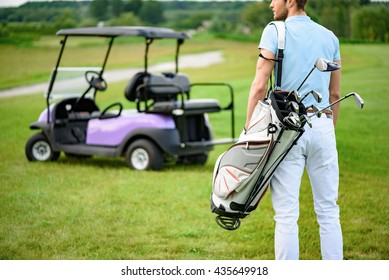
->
<box><xmin>270</xmin><ymin>115</ymin><xmax>343</xmax><ymax>260</ymax></box>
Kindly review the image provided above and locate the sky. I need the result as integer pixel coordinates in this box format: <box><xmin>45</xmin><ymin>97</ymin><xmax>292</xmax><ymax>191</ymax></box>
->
<box><xmin>1</xmin><ymin>0</ymin><xmax>42</xmax><ymax>7</ymax></box>
<box><xmin>1</xmin><ymin>0</ymin><xmax>388</xmax><ymax>8</ymax></box>
<box><xmin>0</xmin><ymin>0</ymin><xmax>80</xmax><ymax>7</ymax></box>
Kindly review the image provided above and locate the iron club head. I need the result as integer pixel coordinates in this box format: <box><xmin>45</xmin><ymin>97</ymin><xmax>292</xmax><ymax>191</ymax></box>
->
<box><xmin>288</xmin><ymin>101</ymin><xmax>300</xmax><ymax>114</ymax></box>
<box><xmin>300</xmin><ymin>114</ymin><xmax>313</xmax><ymax>128</ymax></box>
<box><xmin>347</xmin><ymin>92</ymin><xmax>364</xmax><ymax>109</ymax></box>
<box><xmin>283</xmin><ymin>112</ymin><xmax>302</xmax><ymax>129</ymax></box>
<box><xmin>300</xmin><ymin>90</ymin><xmax>323</xmax><ymax>103</ymax></box>
<box><xmin>307</xmin><ymin>104</ymin><xmax>322</xmax><ymax>118</ymax></box>
<box><xmin>287</xmin><ymin>90</ymin><xmax>302</xmax><ymax>103</ymax></box>
<box><xmin>309</xmin><ymin>90</ymin><xmax>322</xmax><ymax>103</ymax></box>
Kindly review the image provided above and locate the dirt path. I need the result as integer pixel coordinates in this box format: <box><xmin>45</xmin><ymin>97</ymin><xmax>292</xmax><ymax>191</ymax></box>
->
<box><xmin>0</xmin><ymin>50</ymin><xmax>223</xmax><ymax>99</ymax></box>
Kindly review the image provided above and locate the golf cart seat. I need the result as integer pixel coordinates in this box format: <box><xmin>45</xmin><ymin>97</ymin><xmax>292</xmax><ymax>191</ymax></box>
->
<box><xmin>125</xmin><ymin>72</ymin><xmax>190</xmax><ymax>102</ymax></box>
<box><xmin>125</xmin><ymin>72</ymin><xmax>222</xmax><ymax>115</ymax></box>
<box><xmin>150</xmin><ymin>99</ymin><xmax>221</xmax><ymax>115</ymax></box>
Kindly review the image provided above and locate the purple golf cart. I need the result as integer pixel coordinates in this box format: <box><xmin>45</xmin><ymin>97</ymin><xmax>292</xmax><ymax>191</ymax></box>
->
<box><xmin>25</xmin><ymin>26</ymin><xmax>235</xmax><ymax>170</ymax></box>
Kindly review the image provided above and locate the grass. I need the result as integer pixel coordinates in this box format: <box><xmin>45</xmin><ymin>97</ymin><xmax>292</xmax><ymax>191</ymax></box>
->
<box><xmin>0</xmin><ymin>37</ymin><xmax>388</xmax><ymax>260</ymax></box>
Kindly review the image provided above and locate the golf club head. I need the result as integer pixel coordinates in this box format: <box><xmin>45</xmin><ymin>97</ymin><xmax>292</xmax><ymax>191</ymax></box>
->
<box><xmin>300</xmin><ymin>114</ymin><xmax>313</xmax><ymax>128</ymax></box>
<box><xmin>290</xmin><ymin>111</ymin><xmax>300</xmax><ymax>121</ymax></box>
<box><xmin>287</xmin><ymin>90</ymin><xmax>302</xmax><ymax>103</ymax></box>
<box><xmin>288</xmin><ymin>101</ymin><xmax>300</xmax><ymax>114</ymax></box>
<box><xmin>310</xmin><ymin>90</ymin><xmax>322</xmax><ymax>103</ymax></box>
<box><xmin>315</xmin><ymin>58</ymin><xmax>341</xmax><ymax>72</ymax></box>
<box><xmin>348</xmin><ymin>92</ymin><xmax>364</xmax><ymax>109</ymax></box>
<box><xmin>307</xmin><ymin>104</ymin><xmax>322</xmax><ymax>118</ymax></box>
<box><xmin>300</xmin><ymin>90</ymin><xmax>323</xmax><ymax>103</ymax></box>
<box><xmin>283</xmin><ymin>112</ymin><xmax>301</xmax><ymax>128</ymax></box>
<box><xmin>283</xmin><ymin>116</ymin><xmax>299</xmax><ymax>128</ymax></box>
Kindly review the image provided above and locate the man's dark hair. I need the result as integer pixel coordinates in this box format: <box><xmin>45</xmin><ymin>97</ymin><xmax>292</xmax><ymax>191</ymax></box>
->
<box><xmin>296</xmin><ymin>0</ymin><xmax>308</xmax><ymax>9</ymax></box>
<box><xmin>284</xmin><ymin>0</ymin><xmax>308</xmax><ymax>9</ymax></box>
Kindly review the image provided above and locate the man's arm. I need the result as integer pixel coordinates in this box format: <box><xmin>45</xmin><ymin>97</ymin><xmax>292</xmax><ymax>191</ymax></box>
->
<box><xmin>329</xmin><ymin>60</ymin><xmax>341</xmax><ymax>127</ymax></box>
<box><xmin>245</xmin><ymin>49</ymin><xmax>275</xmax><ymax>130</ymax></box>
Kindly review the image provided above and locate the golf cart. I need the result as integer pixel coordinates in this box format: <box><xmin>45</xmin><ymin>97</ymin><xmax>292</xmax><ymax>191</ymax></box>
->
<box><xmin>25</xmin><ymin>26</ymin><xmax>236</xmax><ymax>170</ymax></box>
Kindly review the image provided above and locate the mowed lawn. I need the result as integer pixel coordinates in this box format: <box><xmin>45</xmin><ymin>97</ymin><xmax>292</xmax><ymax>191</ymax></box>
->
<box><xmin>0</xmin><ymin>37</ymin><xmax>388</xmax><ymax>260</ymax></box>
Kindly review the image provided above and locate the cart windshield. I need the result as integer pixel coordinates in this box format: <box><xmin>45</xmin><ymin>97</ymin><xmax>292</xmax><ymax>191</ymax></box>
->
<box><xmin>45</xmin><ymin>66</ymin><xmax>102</xmax><ymax>101</ymax></box>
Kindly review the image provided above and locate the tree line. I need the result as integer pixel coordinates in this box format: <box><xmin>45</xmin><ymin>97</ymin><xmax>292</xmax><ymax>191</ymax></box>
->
<box><xmin>0</xmin><ymin>0</ymin><xmax>388</xmax><ymax>44</ymax></box>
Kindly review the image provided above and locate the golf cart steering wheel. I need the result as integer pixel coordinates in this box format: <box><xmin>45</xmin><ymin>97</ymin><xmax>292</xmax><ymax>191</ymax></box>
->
<box><xmin>85</xmin><ymin>70</ymin><xmax>107</xmax><ymax>91</ymax></box>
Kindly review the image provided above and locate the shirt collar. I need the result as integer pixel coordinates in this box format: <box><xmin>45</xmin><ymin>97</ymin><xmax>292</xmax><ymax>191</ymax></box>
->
<box><xmin>285</xmin><ymin>15</ymin><xmax>311</xmax><ymax>23</ymax></box>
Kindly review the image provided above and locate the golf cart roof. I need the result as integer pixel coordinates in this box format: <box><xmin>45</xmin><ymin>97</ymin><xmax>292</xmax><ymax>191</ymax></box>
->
<box><xmin>56</xmin><ymin>26</ymin><xmax>190</xmax><ymax>40</ymax></box>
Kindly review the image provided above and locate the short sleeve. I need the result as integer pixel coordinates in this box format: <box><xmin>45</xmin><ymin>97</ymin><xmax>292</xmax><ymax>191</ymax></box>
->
<box><xmin>333</xmin><ymin>35</ymin><xmax>341</xmax><ymax>61</ymax></box>
<box><xmin>258</xmin><ymin>24</ymin><xmax>279</xmax><ymax>56</ymax></box>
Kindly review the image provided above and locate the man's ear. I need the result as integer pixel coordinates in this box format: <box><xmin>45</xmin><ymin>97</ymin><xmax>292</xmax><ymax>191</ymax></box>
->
<box><xmin>287</xmin><ymin>0</ymin><xmax>295</xmax><ymax>7</ymax></box>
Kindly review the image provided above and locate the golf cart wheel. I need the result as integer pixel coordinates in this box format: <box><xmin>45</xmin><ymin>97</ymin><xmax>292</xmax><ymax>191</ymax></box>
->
<box><xmin>25</xmin><ymin>132</ymin><xmax>60</xmax><ymax>162</ymax></box>
<box><xmin>125</xmin><ymin>139</ymin><xmax>164</xmax><ymax>171</ymax></box>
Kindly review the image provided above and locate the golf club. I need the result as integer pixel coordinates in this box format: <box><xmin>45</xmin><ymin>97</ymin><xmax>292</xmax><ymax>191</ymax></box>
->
<box><xmin>286</xmin><ymin>90</ymin><xmax>302</xmax><ymax>103</ymax></box>
<box><xmin>283</xmin><ymin>111</ymin><xmax>301</xmax><ymax>128</ymax></box>
<box><xmin>300</xmin><ymin>89</ymin><xmax>322</xmax><ymax>103</ymax></box>
<box><xmin>287</xmin><ymin>101</ymin><xmax>300</xmax><ymax>114</ymax></box>
<box><xmin>315</xmin><ymin>58</ymin><xmax>342</xmax><ymax>72</ymax></box>
<box><xmin>311</xmin><ymin>92</ymin><xmax>364</xmax><ymax>118</ymax></box>
<box><xmin>300</xmin><ymin>114</ymin><xmax>313</xmax><ymax>128</ymax></box>
<box><xmin>296</xmin><ymin>58</ymin><xmax>341</xmax><ymax>91</ymax></box>
<box><xmin>306</xmin><ymin>104</ymin><xmax>322</xmax><ymax>118</ymax></box>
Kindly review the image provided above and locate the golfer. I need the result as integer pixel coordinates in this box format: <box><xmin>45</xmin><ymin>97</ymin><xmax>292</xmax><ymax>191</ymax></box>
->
<box><xmin>245</xmin><ymin>0</ymin><xmax>342</xmax><ymax>259</ymax></box>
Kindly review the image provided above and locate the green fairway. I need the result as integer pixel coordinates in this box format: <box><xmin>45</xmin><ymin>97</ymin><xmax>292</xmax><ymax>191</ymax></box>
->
<box><xmin>0</xmin><ymin>38</ymin><xmax>388</xmax><ymax>260</ymax></box>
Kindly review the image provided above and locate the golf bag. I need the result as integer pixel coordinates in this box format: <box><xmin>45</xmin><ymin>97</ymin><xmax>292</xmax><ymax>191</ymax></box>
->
<box><xmin>210</xmin><ymin>21</ymin><xmax>308</xmax><ymax>230</ymax></box>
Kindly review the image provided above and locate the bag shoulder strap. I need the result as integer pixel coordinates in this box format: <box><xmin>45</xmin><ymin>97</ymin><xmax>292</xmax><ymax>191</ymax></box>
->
<box><xmin>270</xmin><ymin>21</ymin><xmax>285</xmax><ymax>50</ymax></box>
<box><xmin>268</xmin><ymin>21</ymin><xmax>285</xmax><ymax>90</ymax></box>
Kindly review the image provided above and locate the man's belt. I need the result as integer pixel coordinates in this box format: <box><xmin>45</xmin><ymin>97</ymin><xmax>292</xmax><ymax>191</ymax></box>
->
<box><xmin>306</xmin><ymin>108</ymin><xmax>333</xmax><ymax>119</ymax></box>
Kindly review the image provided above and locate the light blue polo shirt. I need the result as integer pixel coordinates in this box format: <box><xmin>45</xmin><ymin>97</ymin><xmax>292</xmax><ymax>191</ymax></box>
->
<box><xmin>259</xmin><ymin>16</ymin><xmax>340</xmax><ymax>109</ymax></box>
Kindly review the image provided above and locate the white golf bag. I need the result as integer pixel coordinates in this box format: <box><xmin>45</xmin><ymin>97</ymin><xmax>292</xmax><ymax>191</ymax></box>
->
<box><xmin>210</xmin><ymin>20</ymin><xmax>309</xmax><ymax>230</ymax></box>
<box><xmin>210</xmin><ymin>90</ymin><xmax>306</xmax><ymax>230</ymax></box>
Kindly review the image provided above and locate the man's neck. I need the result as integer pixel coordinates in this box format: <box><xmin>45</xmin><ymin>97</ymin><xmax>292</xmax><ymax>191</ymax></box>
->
<box><xmin>287</xmin><ymin>9</ymin><xmax>307</xmax><ymax>18</ymax></box>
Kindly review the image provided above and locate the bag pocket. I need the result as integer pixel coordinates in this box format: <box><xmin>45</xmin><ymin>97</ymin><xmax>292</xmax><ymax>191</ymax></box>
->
<box><xmin>213</xmin><ymin>165</ymin><xmax>251</xmax><ymax>199</ymax></box>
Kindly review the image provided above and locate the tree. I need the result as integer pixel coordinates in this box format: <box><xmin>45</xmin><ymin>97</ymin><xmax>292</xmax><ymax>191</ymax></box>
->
<box><xmin>55</xmin><ymin>9</ymin><xmax>77</xmax><ymax>28</ymax></box>
<box><xmin>312</xmin><ymin>0</ymin><xmax>358</xmax><ymax>38</ymax></box>
<box><xmin>90</xmin><ymin>0</ymin><xmax>109</xmax><ymax>21</ymax></box>
<box><xmin>108</xmin><ymin>12</ymin><xmax>142</xmax><ymax>26</ymax></box>
<box><xmin>123</xmin><ymin>0</ymin><xmax>143</xmax><ymax>15</ymax></box>
<box><xmin>352</xmin><ymin>5</ymin><xmax>389</xmax><ymax>42</ymax></box>
<box><xmin>172</xmin><ymin>11</ymin><xmax>212</xmax><ymax>30</ymax></box>
<box><xmin>138</xmin><ymin>1</ymin><xmax>164</xmax><ymax>25</ymax></box>
<box><xmin>240</xmin><ymin>2</ymin><xmax>273</xmax><ymax>30</ymax></box>
<box><xmin>111</xmin><ymin>0</ymin><xmax>124</xmax><ymax>17</ymax></box>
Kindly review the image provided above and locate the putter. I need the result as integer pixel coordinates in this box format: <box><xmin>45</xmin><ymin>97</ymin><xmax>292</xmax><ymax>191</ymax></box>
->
<box><xmin>297</xmin><ymin>58</ymin><xmax>341</xmax><ymax>91</ymax></box>
<box><xmin>300</xmin><ymin>90</ymin><xmax>322</xmax><ymax>103</ymax></box>
<box><xmin>311</xmin><ymin>92</ymin><xmax>364</xmax><ymax>117</ymax></box>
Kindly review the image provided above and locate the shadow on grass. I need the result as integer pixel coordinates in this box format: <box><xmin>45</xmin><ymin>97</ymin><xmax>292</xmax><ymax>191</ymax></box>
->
<box><xmin>54</xmin><ymin>154</ymin><xmax>216</xmax><ymax>173</ymax></box>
